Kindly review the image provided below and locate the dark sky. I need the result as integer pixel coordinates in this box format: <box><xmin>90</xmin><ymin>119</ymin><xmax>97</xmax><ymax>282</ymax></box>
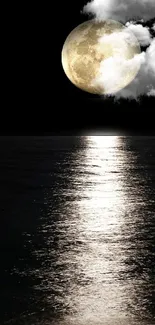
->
<box><xmin>5</xmin><ymin>1</ymin><xmax>155</xmax><ymax>134</ymax></box>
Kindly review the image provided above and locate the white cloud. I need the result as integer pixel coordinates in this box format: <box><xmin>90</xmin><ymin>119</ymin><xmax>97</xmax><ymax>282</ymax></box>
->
<box><xmin>91</xmin><ymin>34</ymin><xmax>155</xmax><ymax>99</ymax></box>
<box><xmin>92</xmin><ymin>52</ymin><xmax>146</xmax><ymax>96</ymax></box>
<box><xmin>147</xmin><ymin>38</ymin><xmax>155</xmax><ymax>73</ymax></box>
<box><xmin>125</xmin><ymin>22</ymin><xmax>152</xmax><ymax>46</ymax></box>
<box><xmin>99</xmin><ymin>29</ymin><xmax>141</xmax><ymax>48</ymax></box>
<box><xmin>148</xmin><ymin>88</ymin><xmax>155</xmax><ymax>96</ymax></box>
<box><xmin>83</xmin><ymin>0</ymin><xmax>155</xmax><ymax>98</ymax></box>
<box><xmin>115</xmin><ymin>39</ymin><xmax>155</xmax><ymax>99</ymax></box>
<box><xmin>83</xmin><ymin>0</ymin><xmax>155</xmax><ymax>23</ymax></box>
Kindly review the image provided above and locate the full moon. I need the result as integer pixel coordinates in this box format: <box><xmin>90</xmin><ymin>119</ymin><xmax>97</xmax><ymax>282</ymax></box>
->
<box><xmin>61</xmin><ymin>19</ymin><xmax>141</xmax><ymax>95</ymax></box>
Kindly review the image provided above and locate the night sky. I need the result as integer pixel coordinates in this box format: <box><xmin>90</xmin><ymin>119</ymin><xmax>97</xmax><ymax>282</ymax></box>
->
<box><xmin>5</xmin><ymin>1</ymin><xmax>155</xmax><ymax>134</ymax></box>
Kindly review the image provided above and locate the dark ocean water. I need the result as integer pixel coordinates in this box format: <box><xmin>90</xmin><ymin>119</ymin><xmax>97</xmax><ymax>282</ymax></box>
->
<box><xmin>0</xmin><ymin>136</ymin><xmax>155</xmax><ymax>325</ymax></box>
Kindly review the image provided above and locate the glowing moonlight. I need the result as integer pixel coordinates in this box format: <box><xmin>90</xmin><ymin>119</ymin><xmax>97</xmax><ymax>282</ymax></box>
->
<box><xmin>61</xmin><ymin>19</ymin><xmax>141</xmax><ymax>95</ymax></box>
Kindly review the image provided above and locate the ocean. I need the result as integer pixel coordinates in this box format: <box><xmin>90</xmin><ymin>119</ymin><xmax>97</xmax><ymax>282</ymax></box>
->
<box><xmin>0</xmin><ymin>136</ymin><xmax>155</xmax><ymax>325</ymax></box>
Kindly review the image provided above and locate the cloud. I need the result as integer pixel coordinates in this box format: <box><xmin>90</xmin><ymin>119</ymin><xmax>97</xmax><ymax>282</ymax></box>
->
<box><xmin>110</xmin><ymin>38</ymin><xmax>155</xmax><ymax>99</ymax></box>
<box><xmin>148</xmin><ymin>88</ymin><xmax>155</xmax><ymax>96</ymax></box>
<box><xmin>83</xmin><ymin>0</ymin><xmax>155</xmax><ymax>23</ymax></box>
<box><xmin>125</xmin><ymin>23</ymin><xmax>152</xmax><ymax>46</ymax></box>
<box><xmin>98</xmin><ymin>28</ymin><xmax>142</xmax><ymax>47</ymax></box>
<box><xmin>82</xmin><ymin>0</ymin><xmax>155</xmax><ymax>99</ymax></box>
<box><xmin>91</xmin><ymin>33</ymin><xmax>155</xmax><ymax>99</ymax></box>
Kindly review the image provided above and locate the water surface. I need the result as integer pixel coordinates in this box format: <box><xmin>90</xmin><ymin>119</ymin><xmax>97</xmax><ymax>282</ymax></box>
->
<box><xmin>0</xmin><ymin>136</ymin><xmax>155</xmax><ymax>325</ymax></box>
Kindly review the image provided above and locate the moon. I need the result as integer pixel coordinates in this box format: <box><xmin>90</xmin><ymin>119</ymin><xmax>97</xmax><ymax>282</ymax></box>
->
<box><xmin>61</xmin><ymin>19</ymin><xmax>141</xmax><ymax>95</ymax></box>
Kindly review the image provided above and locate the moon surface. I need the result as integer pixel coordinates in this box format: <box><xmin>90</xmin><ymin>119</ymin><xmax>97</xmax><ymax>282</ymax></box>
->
<box><xmin>61</xmin><ymin>19</ymin><xmax>141</xmax><ymax>95</ymax></box>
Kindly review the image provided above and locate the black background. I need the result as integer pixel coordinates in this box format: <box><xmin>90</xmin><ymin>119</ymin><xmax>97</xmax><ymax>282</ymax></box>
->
<box><xmin>4</xmin><ymin>2</ymin><xmax>155</xmax><ymax>134</ymax></box>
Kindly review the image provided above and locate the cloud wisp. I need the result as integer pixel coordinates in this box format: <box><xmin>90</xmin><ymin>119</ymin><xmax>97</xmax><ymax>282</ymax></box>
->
<box><xmin>83</xmin><ymin>0</ymin><xmax>155</xmax><ymax>24</ymax></box>
<box><xmin>115</xmin><ymin>38</ymin><xmax>155</xmax><ymax>99</ymax></box>
<box><xmin>125</xmin><ymin>23</ymin><xmax>152</xmax><ymax>46</ymax></box>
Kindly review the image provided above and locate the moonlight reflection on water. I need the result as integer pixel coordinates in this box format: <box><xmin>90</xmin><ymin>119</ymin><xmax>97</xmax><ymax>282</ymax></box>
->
<box><xmin>31</xmin><ymin>136</ymin><xmax>154</xmax><ymax>325</ymax></box>
<box><xmin>56</xmin><ymin>135</ymin><xmax>132</xmax><ymax>324</ymax></box>
<box><xmin>2</xmin><ymin>136</ymin><xmax>154</xmax><ymax>325</ymax></box>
